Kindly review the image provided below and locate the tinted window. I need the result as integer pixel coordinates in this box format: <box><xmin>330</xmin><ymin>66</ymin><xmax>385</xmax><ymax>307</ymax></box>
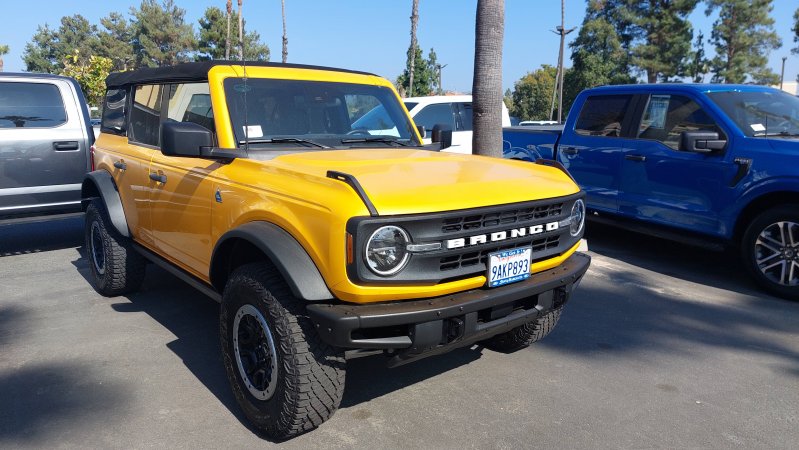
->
<box><xmin>458</xmin><ymin>102</ymin><xmax>473</xmax><ymax>131</ymax></box>
<box><xmin>413</xmin><ymin>103</ymin><xmax>455</xmax><ymax>130</ymax></box>
<box><xmin>129</xmin><ymin>84</ymin><xmax>163</xmax><ymax>147</ymax></box>
<box><xmin>707</xmin><ymin>90</ymin><xmax>799</xmax><ymax>137</ymax></box>
<box><xmin>638</xmin><ymin>94</ymin><xmax>722</xmax><ymax>150</ymax></box>
<box><xmin>101</xmin><ymin>88</ymin><xmax>127</xmax><ymax>135</ymax></box>
<box><xmin>403</xmin><ymin>102</ymin><xmax>418</xmax><ymax>111</ymax></box>
<box><xmin>165</xmin><ymin>83</ymin><xmax>214</xmax><ymax>133</ymax></box>
<box><xmin>574</xmin><ymin>95</ymin><xmax>632</xmax><ymax>137</ymax></box>
<box><xmin>0</xmin><ymin>82</ymin><xmax>66</xmax><ymax>128</ymax></box>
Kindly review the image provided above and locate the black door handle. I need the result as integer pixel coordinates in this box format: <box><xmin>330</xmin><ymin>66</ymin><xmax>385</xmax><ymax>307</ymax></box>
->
<box><xmin>561</xmin><ymin>147</ymin><xmax>578</xmax><ymax>155</ymax></box>
<box><xmin>625</xmin><ymin>154</ymin><xmax>646</xmax><ymax>162</ymax></box>
<box><xmin>53</xmin><ymin>141</ymin><xmax>79</xmax><ymax>151</ymax></box>
<box><xmin>149</xmin><ymin>172</ymin><xmax>167</xmax><ymax>184</ymax></box>
<box><xmin>113</xmin><ymin>160</ymin><xmax>127</xmax><ymax>171</ymax></box>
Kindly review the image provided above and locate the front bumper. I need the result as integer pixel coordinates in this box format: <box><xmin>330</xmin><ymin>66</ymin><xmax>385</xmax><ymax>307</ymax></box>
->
<box><xmin>307</xmin><ymin>252</ymin><xmax>590</xmax><ymax>366</ymax></box>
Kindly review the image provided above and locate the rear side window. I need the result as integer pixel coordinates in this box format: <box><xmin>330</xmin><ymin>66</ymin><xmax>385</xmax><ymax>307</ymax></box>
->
<box><xmin>413</xmin><ymin>103</ymin><xmax>456</xmax><ymax>130</ymax></box>
<box><xmin>638</xmin><ymin>94</ymin><xmax>723</xmax><ymax>150</ymax></box>
<box><xmin>101</xmin><ymin>88</ymin><xmax>127</xmax><ymax>135</ymax></box>
<box><xmin>0</xmin><ymin>82</ymin><xmax>66</xmax><ymax>128</ymax></box>
<box><xmin>129</xmin><ymin>84</ymin><xmax>163</xmax><ymax>147</ymax></box>
<box><xmin>574</xmin><ymin>95</ymin><xmax>632</xmax><ymax>137</ymax></box>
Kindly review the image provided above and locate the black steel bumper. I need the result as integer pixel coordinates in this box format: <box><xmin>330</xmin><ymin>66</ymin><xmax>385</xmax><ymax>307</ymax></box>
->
<box><xmin>307</xmin><ymin>252</ymin><xmax>590</xmax><ymax>367</ymax></box>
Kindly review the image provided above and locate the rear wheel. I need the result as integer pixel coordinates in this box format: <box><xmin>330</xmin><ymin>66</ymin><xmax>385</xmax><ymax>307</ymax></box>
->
<box><xmin>84</xmin><ymin>199</ymin><xmax>145</xmax><ymax>296</ymax></box>
<box><xmin>741</xmin><ymin>206</ymin><xmax>799</xmax><ymax>300</ymax></box>
<box><xmin>220</xmin><ymin>262</ymin><xmax>345</xmax><ymax>440</ymax></box>
<box><xmin>482</xmin><ymin>307</ymin><xmax>563</xmax><ymax>353</ymax></box>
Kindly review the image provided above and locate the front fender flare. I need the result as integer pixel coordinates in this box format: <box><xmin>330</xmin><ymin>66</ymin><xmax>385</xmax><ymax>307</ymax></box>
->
<box><xmin>82</xmin><ymin>170</ymin><xmax>130</xmax><ymax>237</ymax></box>
<box><xmin>212</xmin><ymin>222</ymin><xmax>334</xmax><ymax>301</ymax></box>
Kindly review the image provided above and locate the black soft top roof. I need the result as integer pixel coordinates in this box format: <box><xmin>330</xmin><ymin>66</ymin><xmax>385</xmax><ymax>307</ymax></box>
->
<box><xmin>105</xmin><ymin>61</ymin><xmax>377</xmax><ymax>88</ymax></box>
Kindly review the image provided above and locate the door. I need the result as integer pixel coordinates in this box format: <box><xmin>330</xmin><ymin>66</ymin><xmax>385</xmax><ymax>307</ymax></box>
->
<box><xmin>148</xmin><ymin>82</ymin><xmax>215</xmax><ymax>278</ymax></box>
<box><xmin>618</xmin><ymin>93</ymin><xmax>736</xmax><ymax>235</ymax></box>
<box><xmin>0</xmin><ymin>79</ymin><xmax>88</xmax><ymax>217</ymax></box>
<box><xmin>557</xmin><ymin>94</ymin><xmax>636</xmax><ymax>214</ymax></box>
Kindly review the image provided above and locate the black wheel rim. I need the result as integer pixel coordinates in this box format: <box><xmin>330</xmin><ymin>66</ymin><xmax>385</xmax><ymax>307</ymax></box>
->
<box><xmin>90</xmin><ymin>221</ymin><xmax>105</xmax><ymax>275</ymax></box>
<box><xmin>232</xmin><ymin>304</ymin><xmax>278</xmax><ymax>400</ymax></box>
<box><xmin>755</xmin><ymin>220</ymin><xmax>799</xmax><ymax>287</ymax></box>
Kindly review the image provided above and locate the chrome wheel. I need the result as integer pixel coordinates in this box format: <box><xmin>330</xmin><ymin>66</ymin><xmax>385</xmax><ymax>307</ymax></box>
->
<box><xmin>754</xmin><ymin>221</ymin><xmax>799</xmax><ymax>287</ymax></box>
<box><xmin>233</xmin><ymin>304</ymin><xmax>278</xmax><ymax>401</ymax></box>
<box><xmin>90</xmin><ymin>221</ymin><xmax>106</xmax><ymax>275</ymax></box>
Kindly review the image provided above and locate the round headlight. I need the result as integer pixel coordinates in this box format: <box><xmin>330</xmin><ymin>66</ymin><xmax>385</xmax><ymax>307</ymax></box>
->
<box><xmin>570</xmin><ymin>199</ymin><xmax>585</xmax><ymax>237</ymax></box>
<box><xmin>365</xmin><ymin>226</ymin><xmax>410</xmax><ymax>276</ymax></box>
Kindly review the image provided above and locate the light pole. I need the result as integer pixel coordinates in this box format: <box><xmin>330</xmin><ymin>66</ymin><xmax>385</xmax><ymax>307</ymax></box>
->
<box><xmin>549</xmin><ymin>0</ymin><xmax>575</xmax><ymax>124</ymax></box>
<box><xmin>780</xmin><ymin>56</ymin><xmax>787</xmax><ymax>91</ymax></box>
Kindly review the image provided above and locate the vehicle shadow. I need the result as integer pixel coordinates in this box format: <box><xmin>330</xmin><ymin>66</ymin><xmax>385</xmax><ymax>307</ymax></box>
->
<box><xmin>0</xmin><ymin>216</ymin><xmax>83</xmax><ymax>257</ymax></box>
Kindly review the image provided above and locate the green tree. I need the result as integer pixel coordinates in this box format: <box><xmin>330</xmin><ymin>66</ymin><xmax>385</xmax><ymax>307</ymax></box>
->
<box><xmin>510</xmin><ymin>65</ymin><xmax>558</xmax><ymax>121</ymax></box>
<box><xmin>706</xmin><ymin>0</ymin><xmax>781</xmax><ymax>84</ymax></box>
<box><xmin>196</xmin><ymin>6</ymin><xmax>269</xmax><ymax>61</ymax></box>
<box><xmin>97</xmin><ymin>13</ymin><xmax>136</xmax><ymax>71</ymax></box>
<box><xmin>627</xmin><ymin>0</ymin><xmax>698</xmax><ymax>82</ymax></box>
<box><xmin>0</xmin><ymin>45</ymin><xmax>8</xmax><ymax>72</ymax></box>
<box><xmin>689</xmin><ymin>31</ymin><xmax>709</xmax><ymax>82</ymax></box>
<box><xmin>792</xmin><ymin>6</ymin><xmax>799</xmax><ymax>55</ymax></box>
<box><xmin>23</xmin><ymin>15</ymin><xmax>100</xmax><ymax>73</ymax></box>
<box><xmin>130</xmin><ymin>0</ymin><xmax>196</xmax><ymax>68</ymax></box>
<box><xmin>61</xmin><ymin>51</ymin><xmax>113</xmax><ymax>108</ymax></box>
<box><xmin>472</xmin><ymin>0</ymin><xmax>504</xmax><ymax>157</ymax></box>
<box><xmin>396</xmin><ymin>47</ymin><xmax>436</xmax><ymax>97</ymax></box>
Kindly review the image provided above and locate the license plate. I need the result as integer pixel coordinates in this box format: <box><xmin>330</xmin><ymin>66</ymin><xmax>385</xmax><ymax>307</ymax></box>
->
<box><xmin>487</xmin><ymin>246</ymin><xmax>532</xmax><ymax>287</ymax></box>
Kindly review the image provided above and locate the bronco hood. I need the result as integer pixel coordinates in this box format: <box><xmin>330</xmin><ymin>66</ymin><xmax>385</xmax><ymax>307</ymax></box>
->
<box><xmin>270</xmin><ymin>149</ymin><xmax>580</xmax><ymax>215</ymax></box>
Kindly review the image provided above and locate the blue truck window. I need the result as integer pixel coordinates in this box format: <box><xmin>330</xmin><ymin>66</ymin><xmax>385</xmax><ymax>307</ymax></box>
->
<box><xmin>574</xmin><ymin>95</ymin><xmax>631</xmax><ymax>137</ymax></box>
<box><xmin>638</xmin><ymin>94</ymin><xmax>721</xmax><ymax>150</ymax></box>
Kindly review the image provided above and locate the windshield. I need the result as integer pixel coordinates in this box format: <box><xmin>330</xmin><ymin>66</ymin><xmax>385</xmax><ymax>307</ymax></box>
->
<box><xmin>707</xmin><ymin>90</ymin><xmax>799</xmax><ymax>138</ymax></box>
<box><xmin>224</xmin><ymin>78</ymin><xmax>420</xmax><ymax>148</ymax></box>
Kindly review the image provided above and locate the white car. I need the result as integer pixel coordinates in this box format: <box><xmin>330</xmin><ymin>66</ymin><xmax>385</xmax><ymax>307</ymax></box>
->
<box><xmin>351</xmin><ymin>95</ymin><xmax>510</xmax><ymax>154</ymax></box>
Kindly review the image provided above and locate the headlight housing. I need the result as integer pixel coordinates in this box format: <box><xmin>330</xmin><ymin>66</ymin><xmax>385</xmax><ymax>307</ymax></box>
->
<box><xmin>570</xmin><ymin>199</ymin><xmax>585</xmax><ymax>237</ymax></box>
<box><xmin>365</xmin><ymin>226</ymin><xmax>410</xmax><ymax>276</ymax></box>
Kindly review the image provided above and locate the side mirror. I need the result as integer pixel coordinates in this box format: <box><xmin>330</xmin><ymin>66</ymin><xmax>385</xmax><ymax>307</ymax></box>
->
<box><xmin>679</xmin><ymin>131</ymin><xmax>726</xmax><ymax>153</ymax></box>
<box><xmin>417</xmin><ymin>125</ymin><xmax>426</xmax><ymax>139</ymax></box>
<box><xmin>161</xmin><ymin>121</ymin><xmax>213</xmax><ymax>157</ymax></box>
<box><xmin>431</xmin><ymin>124</ymin><xmax>453</xmax><ymax>150</ymax></box>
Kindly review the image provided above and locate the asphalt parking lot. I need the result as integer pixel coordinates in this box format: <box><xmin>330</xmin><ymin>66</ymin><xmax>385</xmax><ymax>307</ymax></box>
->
<box><xmin>1</xmin><ymin>217</ymin><xmax>798</xmax><ymax>449</ymax></box>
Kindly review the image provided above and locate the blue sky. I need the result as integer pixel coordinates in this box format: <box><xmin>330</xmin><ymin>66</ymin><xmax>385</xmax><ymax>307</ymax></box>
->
<box><xmin>2</xmin><ymin>0</ymin><xmax>798</xmax><ymax>93</ymax></box>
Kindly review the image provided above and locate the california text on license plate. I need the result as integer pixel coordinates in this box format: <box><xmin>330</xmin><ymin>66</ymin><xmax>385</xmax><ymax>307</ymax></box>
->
<box><xmin>487</xmin><ymin>246</ymin><xmax>532</xmax><ymax>287</ymax></box>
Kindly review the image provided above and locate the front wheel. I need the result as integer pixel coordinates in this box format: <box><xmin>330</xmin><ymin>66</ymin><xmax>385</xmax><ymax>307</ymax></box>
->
<box><xmin>741</xmin><ymin>206</ymin><xmax>799</xmax><ymax>300</ymax></box>
<box><xmin>220</xmin><ymin>262</ymin><xmax>345</xmax><ymax>440</ymax></box>
<box><xmin>482</xmin><ymin>307</ymin><xmax>563</xmax><ymax>353</ymax></box>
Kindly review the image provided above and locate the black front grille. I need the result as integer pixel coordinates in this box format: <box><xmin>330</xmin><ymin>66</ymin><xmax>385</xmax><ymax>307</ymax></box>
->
<box><xmin>441</xmin><ymin>203</ymin><xmax>563</xmax><ymax>234</ymax></box>
<box><xmin>440</xmin><ymin>235</ymin><xmax>561</xmax><ymax>271</ymax></box>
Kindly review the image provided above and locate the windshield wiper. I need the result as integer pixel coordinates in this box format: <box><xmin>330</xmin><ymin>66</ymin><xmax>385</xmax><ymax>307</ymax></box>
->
<box><xmin>340</xmin><ymin>137</ymin><xmax>411</xmax><ymax>146</ymax></box>
<box><xmin>238</xmin><ymin>137</ymin><xmax>329</xmax><ymax>148</ymax></box>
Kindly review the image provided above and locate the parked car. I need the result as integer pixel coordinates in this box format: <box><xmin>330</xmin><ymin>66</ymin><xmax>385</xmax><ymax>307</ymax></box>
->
<box><xmin>353</xmin><ymin>94</ymin><xmax>511</xmax><ymax>154</ymax></box>
<box><xmin>83</xmin><ymin>61</ymin><xmax>589</xmax><ymax>438</ymax></box>
<box><xmin>503</xmin><ymin>83</ymin><xmax>799</xmax><ymax>299</ymax></box>
<box><xmin>0</xmin><ymin>73</ymin><xmax>94</xmax><ymax>223</ymax></box>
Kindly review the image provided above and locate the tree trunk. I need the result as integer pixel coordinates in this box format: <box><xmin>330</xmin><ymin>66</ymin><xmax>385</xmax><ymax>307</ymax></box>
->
<box><xmin>408</xmin><ymin>0</ymin><xmax>419</xmax><ymax>97</ymax></box>
<box><xmin>472</xmin><ymin>0</ymin><xmax>504</xmax><ymax>157</ymax></box>
<box><xmin>225</xmin><ymin>0</ymin><xmax>232</xmax><ymax>59</ymax></box>
<box><xmin>281</xmin><ymin>0</ymin><xmax>288</xmax><ymax>63</ymax></box>
<box><xmin>237</xmin><ymin>0</ymin><xmax>244</xmax><ymax>60</ymax></box>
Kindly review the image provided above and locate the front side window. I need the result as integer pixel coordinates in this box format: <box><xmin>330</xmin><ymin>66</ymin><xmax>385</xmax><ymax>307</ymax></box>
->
<box><xmin>224</xmin><ymin>78</ymin><xmax>419</xmax><ymax>148</ymax></box>
<box><xmin>638</xmin><ymin>94</ymin><xmax>723</xmax><ymax>150</ymax></box>
<box><xmin>707</xmin><ymin>90</ymin><xmax>799</xmax><ymax>138</ymax></box>
<box><xmin>129</xmin><ymin>84</ymin><xmax>163</xmax><ymax>147</ymax></box>
<box><xmin>0</xmin><ymin>82</ymin><xmax>66</xmax><ymax>128</ymax></box>
<box><xmin>413</xmin><ymin>103</ymin><xmax>456</xmax><ymax>131</ymax></box>
<box><xmin>165</xmin><ymin>83</ymin><xmax>214</xmax><ymax>133</ymax></box>
<box><xmin>574</xmin><ymin>95</ymin><xmax>632</xmax><ymax>137</ymax></box>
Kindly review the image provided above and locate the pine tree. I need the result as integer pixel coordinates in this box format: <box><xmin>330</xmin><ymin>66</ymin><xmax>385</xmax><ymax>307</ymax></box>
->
<box><xmin>706</xmin><ymin>0</ymin><xmax>781</xmax><ymax>84</ymax></box>
<box><xmin>130</xmin><ymin>0</ymin><xmax>196</xmax><ymax>68</ymax></box>
<box><xmin>23</xmin><ymin>15</ymin><xmax>100</xmax><ymax>73</ymax></box>
<box><xmin>396</xmin><ymin>47</ymin><xmax>436</xmax><ymax>97</ymax></box>
<box><xmin>197</xmin><ymin>6</ymin><xmax>269</xmax><ymax>61</ymax></box>
<box><xmin>97</xmin><ymin>13</ymin><xmax>135</xmax><ymax>71</ymax></box>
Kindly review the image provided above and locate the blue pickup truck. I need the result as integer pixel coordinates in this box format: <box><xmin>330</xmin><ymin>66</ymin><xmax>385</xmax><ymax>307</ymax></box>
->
<box><xmin>503</xmin><ymin>84</ymin><xmax>799</xmax><ymax>299</ymax></box>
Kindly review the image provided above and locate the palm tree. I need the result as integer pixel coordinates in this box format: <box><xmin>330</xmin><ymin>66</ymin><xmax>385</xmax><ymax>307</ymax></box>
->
<box><xmin>281</xmin><ymin>0</ymin><xmax>288</xmax><ymax>63</ymax></box>
<box><xmin>472</xmin><ymin>0</ymin><xmax>504</xmax><ymax>157</ymax></box>
<box><xmin>408</xmin><ymin>0</ymin><xmax>419</xmax><ymax>97</ymax></box>
<box><xmin>237</xmin><ymin>0</ymin><xmax>243</xmax><ymax>60</ymax></box>
<box><xmin>0</xmin><ymin>45</ymin><xmax>8</xmax><ymax>72</ymax></box>
<box><xmin>225</xmin><ymin>0</ymin><xmax>232</xmax><ymax>59</ymax></box>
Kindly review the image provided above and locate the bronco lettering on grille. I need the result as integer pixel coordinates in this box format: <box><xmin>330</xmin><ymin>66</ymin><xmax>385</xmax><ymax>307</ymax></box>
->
<box><xmin>445</xmin><ymin>222</ymin><xmax>559</xmax><ymax>249</ymax></box>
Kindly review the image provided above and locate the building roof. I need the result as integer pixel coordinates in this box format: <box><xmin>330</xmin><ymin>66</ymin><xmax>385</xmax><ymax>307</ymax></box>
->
<box><xmin>105</xmin><ymin>61</ymin><xmax>377</xmax><ymax>88</ymax></box>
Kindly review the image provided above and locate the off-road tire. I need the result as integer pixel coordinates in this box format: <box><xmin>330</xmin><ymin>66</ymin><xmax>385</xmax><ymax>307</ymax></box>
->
<box><xmin>741</xmin><ymin>205</ymin><xmax>799</xmax><ymax>300</ymax></box>
<box><xmin>220</xmin><ymin>262</ymin><xmax>345</xmax><ymax>440</ymax></box>
<box><xmin>482</xmin><ymin>307</ymin><xmax>563</xmax><ymax>353</ymax></box>
<box><xmin>84</xmin><ymin>199</ymin><xmax>145</xmax><ymax>296</ymax></box>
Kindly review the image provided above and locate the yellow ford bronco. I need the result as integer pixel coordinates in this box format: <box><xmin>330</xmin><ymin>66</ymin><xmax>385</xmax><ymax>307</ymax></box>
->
<box><xmin>82</xmin><ymin>61</ymin><xmax>590</xmax><ymax>439</ymax></box>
